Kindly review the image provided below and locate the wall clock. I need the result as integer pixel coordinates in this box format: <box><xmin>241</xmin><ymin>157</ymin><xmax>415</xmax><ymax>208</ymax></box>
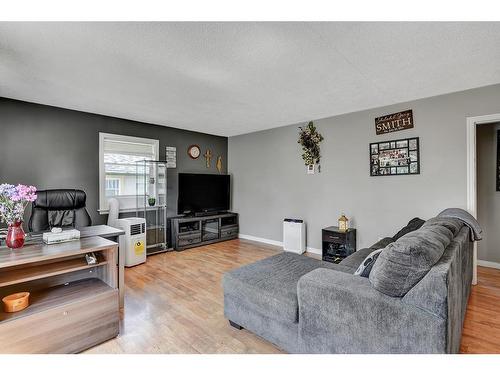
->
<box><xmin>187</xmin><ymin>144</ymin><xmax>201</xmax><ymax>159</ymax></box>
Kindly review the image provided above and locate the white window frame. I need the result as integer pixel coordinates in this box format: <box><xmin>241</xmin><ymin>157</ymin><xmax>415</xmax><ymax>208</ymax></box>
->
<box><xmin>99</xmin><ymin>132</ymin><xmax>159</xmax><ymax>213</ymax></box>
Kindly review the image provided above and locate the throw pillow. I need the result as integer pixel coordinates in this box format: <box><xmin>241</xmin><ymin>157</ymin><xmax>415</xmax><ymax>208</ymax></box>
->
<box><xmin>369</xmin><ymin>220</ymin><xmax>453</xmax><ymax>297</ymax></box>
<box><xmin>354</xmin><ymin>248</ymin><xmax>383</xmax><ymax>277</ymax></box>
<box><xmin>392</xmin><ymin>217</ymin><xmax>425</xmax><ymax>241</ymax></box>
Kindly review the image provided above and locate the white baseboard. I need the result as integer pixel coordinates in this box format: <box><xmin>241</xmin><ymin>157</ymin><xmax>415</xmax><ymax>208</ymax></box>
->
<box><xmin>306</xmin><ymin>247</ymin><xmax>322</xmax><ymax>255</ymax></box>
<box><xmin>238</xmin><ymin>234</ymin><xmax>283</xmax><ymax>247</ymax></box>
<box><xmin>477</xmin><ymin>259</ymin><xmax>500</xmax><ymax>270</ymax></box>
<box><xmin>238</xmin><ymin>234</ymin><xmax>320</xmax><ymax>255</ymax></box>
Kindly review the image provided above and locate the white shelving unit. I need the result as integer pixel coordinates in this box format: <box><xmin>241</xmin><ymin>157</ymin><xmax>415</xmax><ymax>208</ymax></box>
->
<box><xmin>136</xmin><ymin>160</ymin><xmax>168</xmax><ymax>255</ymax></box>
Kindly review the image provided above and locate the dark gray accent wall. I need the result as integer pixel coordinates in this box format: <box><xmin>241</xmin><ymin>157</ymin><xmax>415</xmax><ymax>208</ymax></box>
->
<box><xmin>228</xmin><ymin>83</ymin><xmax>500</xmax><ymax>252</ymax></box>
<box><xmin>0</xmin><ymin>97</ymin><xmax>227</xmax><ymax>226</ymax></box>
<box><xmin>477</xmin><ymin>122</ymin><xmax>500</xmax><ymax>263</ymax></box>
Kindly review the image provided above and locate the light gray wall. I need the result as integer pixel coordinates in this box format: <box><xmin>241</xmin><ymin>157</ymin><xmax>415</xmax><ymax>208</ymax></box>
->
<box><xmin>229</xmin><ymin>84</ymin><xmax>500</xmax><ymax>251</ymax></box>
<box><xmin>0</xmin><ymin>97</ymin><xmax>227</xmax><ymax>227</ymax></box>
<box><xmin>477</xmin><ymin>122</ymin><xmax>500</xmax><ymax>263</ymax></box>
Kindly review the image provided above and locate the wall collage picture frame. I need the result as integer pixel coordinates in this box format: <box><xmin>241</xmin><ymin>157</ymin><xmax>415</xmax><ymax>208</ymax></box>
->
<box><xmin>370</xmin><ymin>137</ymin><xmax>420</xmax><ymax>176</ymax></box>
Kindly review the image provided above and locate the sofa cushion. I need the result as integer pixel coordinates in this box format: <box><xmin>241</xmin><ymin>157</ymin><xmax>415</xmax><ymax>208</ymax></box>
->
<box><xmin>338</xmin><ymin>247</ymin><xmax>373</xmax><ymax>271</ymax></box>
<box><xmin>370</xmin><ymin>236</ymin><xmax>395</xmax><ymax>250</ymax></box>
<box><xmin>223</xmin><ymin>252</ymin><xmax>351</xmax><ymax>323</ymax></box>
<box><xmin>354</xmin><ymin>248</ymin><xmax>383</xmax><ymax>277</ymax></box>
<box><xmin>339</xmin><ymin>237</ymin><xmax>394</xmax><ymax>272</ymax></box>
<box><xmin>422</xmin><ymin>216</ymin><xmax>462</xmax><ymax>237</ymax></box>
<box><xmin>392</xmin><ymin>217</ymin><xmax>425</xmax><ymax>241</ymax></box>
<box><xmin>369</xmin><ymin>218</ymin><xmax>460</xmax><ymax>297</ymax></box>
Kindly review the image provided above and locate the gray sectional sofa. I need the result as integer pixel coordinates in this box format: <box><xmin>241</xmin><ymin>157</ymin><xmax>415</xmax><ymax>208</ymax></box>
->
<box><xmin>223</xmin><ymin>216</ymin><xmax>474</xmax><ymax>353</ymax></box>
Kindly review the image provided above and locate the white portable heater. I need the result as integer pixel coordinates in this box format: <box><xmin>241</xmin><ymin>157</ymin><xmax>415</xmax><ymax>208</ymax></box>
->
<box><xmin>115</xmin><ymin>217</ymin><xmax>147</xmax><ymax>267</ymax></box>
<box><xmin>283</xmin><ymin>218</ymin><xmax>306</xmax><ymax>254</ymax></box>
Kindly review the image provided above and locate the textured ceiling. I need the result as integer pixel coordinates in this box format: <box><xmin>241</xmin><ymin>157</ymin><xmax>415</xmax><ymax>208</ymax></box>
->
<box><xmin>1</xmin><ymin>22</ymin><xmax>500</xmax><ymax>136</ymax></box>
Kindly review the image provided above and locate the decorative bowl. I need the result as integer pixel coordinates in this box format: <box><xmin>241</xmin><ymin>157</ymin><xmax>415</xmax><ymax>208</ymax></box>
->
<box><xmin>2</xmin><ymin>292</ymin><xmax>30</xmax><ymax>313</ymax></box>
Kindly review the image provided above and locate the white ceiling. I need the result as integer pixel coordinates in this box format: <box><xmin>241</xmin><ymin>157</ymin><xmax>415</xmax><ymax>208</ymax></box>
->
<box><xmin>1</xmin><ymin>22</ymin><xmax>500</xmax><ymax>136</ymax></box>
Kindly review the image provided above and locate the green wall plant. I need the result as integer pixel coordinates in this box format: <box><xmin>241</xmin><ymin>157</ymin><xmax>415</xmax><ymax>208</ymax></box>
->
<box><xmin>298</xmin><ymin>121</ymin><xmax>324</xmax><ymax>170</ymax></box>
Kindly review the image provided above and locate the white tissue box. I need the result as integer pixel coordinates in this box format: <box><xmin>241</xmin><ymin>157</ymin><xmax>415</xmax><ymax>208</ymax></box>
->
<box><xmin>43</xmin><ymin>229</ymin><xmax>81</xmax><ymax>244</ymax></box>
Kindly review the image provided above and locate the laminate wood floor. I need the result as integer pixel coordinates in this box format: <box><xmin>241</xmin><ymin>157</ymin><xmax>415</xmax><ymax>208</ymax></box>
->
<box><xmin>460</xmin><ymin>266</ymin><xmax>500</xmax><ymax>353</ymax></box>
<box><xmin>85</xmin><ymin>239</ymin><xmax>500</xmax><ymax>354</ymax></box>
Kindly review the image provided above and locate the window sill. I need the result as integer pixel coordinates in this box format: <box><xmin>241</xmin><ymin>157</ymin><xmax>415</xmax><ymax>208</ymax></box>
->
<box><xmin>98</xmin><ymin>205</ymin><xmax>167</xmax><ymax>215</ymax></box>
<box><xmin>98</xmin><ymin>207</ymin><xmax>137</xmax><ymax>215</ymax></box>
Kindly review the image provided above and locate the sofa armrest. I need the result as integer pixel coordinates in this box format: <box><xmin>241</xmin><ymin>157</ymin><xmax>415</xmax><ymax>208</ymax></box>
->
<box><xmin>297</xmin><ymin>268</ymin><xmax>446</xmax><ymax>353</ymax></box>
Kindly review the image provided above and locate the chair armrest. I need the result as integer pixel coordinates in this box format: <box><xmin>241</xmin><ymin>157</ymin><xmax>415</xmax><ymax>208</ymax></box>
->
<box><xmin>297</xmin><ymin>268</ymin><xmax>446</xmax><ymax>353</ymax></box>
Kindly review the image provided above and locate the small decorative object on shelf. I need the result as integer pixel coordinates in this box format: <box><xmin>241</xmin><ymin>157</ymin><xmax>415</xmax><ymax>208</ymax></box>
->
<box><xmin>187</xmin><ymin>144</ymin><xmax>201</xmax><ymax>159</ymax></box>
<box><xmin>204</xmin><ymin>149</ymin><xmax>213</xmax><ymax>168</ymax></box>
<box><xmin>85</xmin><ymin>252</ymin><xmax>98</xmax><ymax>265</ymax></box>
<box><xmin>0</xmin><ymin>184</ymin><xmax>37</xmax><ymax>250</ymax></box>
<box><xmin>2</xmin><ymin>292</ymin><xmax>30</xmax><ymax>313</ymax></box>
<box><xmin>148</xmin><ymin>196</ymin><xmax>156</xmax><ymax>206</ymax></box>
<box><xmin>338</xmin><ymin>213</ymin><xmax>349</xmax><ymax>232</ymax></box>
<box><xmin>298</xmin><ymin>121</ymin><xmax>324</xmax><ymax>173</ymax></box>
<box><xmin>216</xmin><ymin>155</ymin><xmax>223</xmax><ymax>173</ymax></box>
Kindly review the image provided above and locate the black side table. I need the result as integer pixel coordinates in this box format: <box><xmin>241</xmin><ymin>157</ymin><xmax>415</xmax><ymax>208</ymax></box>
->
<box><xmin>322</xmin><ymin>226</ymin><xmax>356</xmax><ymax>264</ymax></box>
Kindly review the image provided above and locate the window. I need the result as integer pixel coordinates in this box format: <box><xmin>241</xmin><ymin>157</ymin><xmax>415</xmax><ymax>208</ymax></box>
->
<box><xmin>105</xmin><ymin>177</ymin><xmax>121</xmax><ymax>197</ymax></box>
<box><xmin>99</xmin><ymin>133</ymin><xmax>159</xmax><ymax>212</ymax></box>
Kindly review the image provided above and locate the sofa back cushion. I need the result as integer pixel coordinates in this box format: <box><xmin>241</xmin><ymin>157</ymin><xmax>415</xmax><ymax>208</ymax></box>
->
<box><xmin>369</xmin><ymin>218</ymin><xmax>461</xmax><ymax>297</ymax></box>
<box><xmin>421</xmin><ymin>216</ymin><xmax>462</xmax><ymax>237</ymax></box>
<box><xmin>392</xmin><ymin>217</ymin><xmax>425</xmax><ymax>241</ymax></box>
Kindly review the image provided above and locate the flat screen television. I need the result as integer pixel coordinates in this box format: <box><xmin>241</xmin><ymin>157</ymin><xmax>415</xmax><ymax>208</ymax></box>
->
<box><xmin>177</xmin><ymin>173</ymin><xmax>230</xmax><ymax>214</ymax></box>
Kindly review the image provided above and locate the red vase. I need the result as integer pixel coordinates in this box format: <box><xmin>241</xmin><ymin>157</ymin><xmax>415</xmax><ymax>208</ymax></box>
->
<box><xmin>6</xmin><ymin>221</ymin><xmax>25</xmax><ymax>249</ymax></box>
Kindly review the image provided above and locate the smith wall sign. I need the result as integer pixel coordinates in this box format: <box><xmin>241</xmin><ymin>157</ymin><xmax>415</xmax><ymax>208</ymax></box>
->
<box><xmin>375</xmin><ymin>109</ymin><xmax>414</xmax><ymax>135</ymax></box>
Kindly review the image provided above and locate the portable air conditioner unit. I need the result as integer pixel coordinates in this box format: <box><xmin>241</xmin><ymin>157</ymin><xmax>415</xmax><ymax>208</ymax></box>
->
<box><xmin>283</xmin><ymin>218</ymin><xmax>306</xmax><ymax>254</ymax></box>
<box><xmin>115</xmin><ymin>217</ymin><xmax>147</xmax><ymax>267</ymax></box>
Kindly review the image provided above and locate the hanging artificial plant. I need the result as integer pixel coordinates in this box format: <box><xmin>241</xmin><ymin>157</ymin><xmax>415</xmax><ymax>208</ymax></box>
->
<box><xmin>298</xmin><ymin>121</ymin><xmax>324</xmax><ymax>171</ymax></box>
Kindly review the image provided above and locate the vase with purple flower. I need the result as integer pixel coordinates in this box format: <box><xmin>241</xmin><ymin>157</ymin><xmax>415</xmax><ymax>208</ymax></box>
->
<box><xmin>0</xmin><ymin>184</ymin><xmax>37</xmax><ymax>249</ymax></box>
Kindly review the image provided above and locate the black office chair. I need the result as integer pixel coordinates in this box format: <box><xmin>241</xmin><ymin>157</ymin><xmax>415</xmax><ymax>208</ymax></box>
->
<box><xmin>28</xmin><ymin>189</ymin><xmax>92</xmax><ymax>232</ymax></box>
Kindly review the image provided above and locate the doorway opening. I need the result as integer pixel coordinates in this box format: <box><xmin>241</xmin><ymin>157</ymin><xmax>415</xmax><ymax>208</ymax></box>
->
<box><xmin>466</xmin><ymin>113</ymin><xmax>500</xmax><ymax>285</ymax></box>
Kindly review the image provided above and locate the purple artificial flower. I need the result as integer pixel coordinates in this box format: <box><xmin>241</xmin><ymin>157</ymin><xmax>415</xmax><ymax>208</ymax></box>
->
<box><xmin>0</xmin><ymin>184</ymin><xmax>37</xmax><ymax>225</ymax></box>
<box><xmin>0</xmin><ymin>184</ymin><xmax>16</xmax><ymax>197</ymax></box>
<box><xmin>11</xmin><ymin>184</ymin><xmax>37</xmax><ymax>202</ymax></box>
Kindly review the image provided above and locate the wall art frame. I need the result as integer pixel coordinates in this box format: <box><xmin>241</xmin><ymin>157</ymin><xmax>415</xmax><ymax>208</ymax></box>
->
<box><xmin>375</xmin><ymin>109</ymin><xmax>414</xmax><ymax>135</ymax></box>
<box><xmin>370</xmin><ymin>137</ymin><xmax>420</xmax><ymax>176</ymax></box>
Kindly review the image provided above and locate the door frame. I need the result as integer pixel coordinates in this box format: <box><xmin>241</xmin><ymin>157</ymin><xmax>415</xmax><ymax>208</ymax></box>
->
<box><xmin>466</xmin><ymin>113</ymin><xmax>500</xmax><ymax>285</ymax></box>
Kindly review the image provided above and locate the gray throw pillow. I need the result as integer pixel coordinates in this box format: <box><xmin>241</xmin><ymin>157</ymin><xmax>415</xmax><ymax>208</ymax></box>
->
<box><xmin>369</xmin><ymin>220</ymin><xmax>454</xmax><ymax>297</ymax></box>
<box><xmin>354</xmin><ymin>249</ymin><xmax>383</xmax><ymax>277</ymax></box>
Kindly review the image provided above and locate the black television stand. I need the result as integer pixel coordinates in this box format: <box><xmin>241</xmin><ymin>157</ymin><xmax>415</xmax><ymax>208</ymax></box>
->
<box><xmin>171</xmin><ymin>212</ymin><xmax>239</xmax><ymax>251</ymax></box>
<box><xmin>192</xmin><ymin>210</ymin><xmax>227</xmax><ymax>217</ymax></box>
